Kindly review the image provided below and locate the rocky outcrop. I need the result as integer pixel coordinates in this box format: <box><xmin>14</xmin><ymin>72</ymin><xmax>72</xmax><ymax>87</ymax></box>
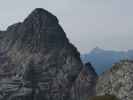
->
<box><xmin>96</xmin><ymin>60</ymin><xmax>133</xmax><ymax>100</ymax></box>
<box><xmin>72</xmin><ymin>62</ymin><xmax>97</xmax><ymax>100</ymax></box>
<box><xmin>0</xmin><ymin>8</ymin><xmax>84</xmax><ymax>100</ymax></box>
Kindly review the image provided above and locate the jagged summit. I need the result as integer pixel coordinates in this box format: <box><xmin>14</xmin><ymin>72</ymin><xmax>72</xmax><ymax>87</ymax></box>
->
<box><xmin>17</xmin><ymin>8</ymin><xmax>67</xmax><ymax>50</ymax></box>
<box><xmin>6</xmin><ymin>8</ymin><xmax>58</xmax><ymax>33</ymax></box>
<box><xmin>28</xmin><ymin>8</ymin><xmax>58</xmax><ymax>21</ymax></box>
<box><xmin>1</xmin><ymin>8</ymin><xmax>68</xmax><ymax>51</ymax></box>
<box><xmin>91</xmin><ymin>47</ymin><xmax>104</xmax><ymax>53</ymax></box>
<box><xmin>30</xmin><ymin>8</ymin><xmax>52</xmax><ymax>15</ymax></box>
<box><xmin>23</xmin><ymin>8</ymin><xmax>59</xmax><ymax>30</ymax></box>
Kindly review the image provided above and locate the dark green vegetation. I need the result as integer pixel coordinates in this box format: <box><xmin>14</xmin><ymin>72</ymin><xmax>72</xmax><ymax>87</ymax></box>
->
<box><xmin>90</xmin><ymin>95</ymin><xmax>119</xmax><ymax>100</ymax></box>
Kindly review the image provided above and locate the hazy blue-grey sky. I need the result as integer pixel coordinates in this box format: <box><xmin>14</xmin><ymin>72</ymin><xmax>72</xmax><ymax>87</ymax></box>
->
<box><xmin>0</xmin><ymin>0</ymin><xmax>133</xmax><ymax>53</ymax></box>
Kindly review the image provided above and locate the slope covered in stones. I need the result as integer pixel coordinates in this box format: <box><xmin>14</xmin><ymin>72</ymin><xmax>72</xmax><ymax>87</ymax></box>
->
<box><xmin>96</xmin><ymin>60</ymin><xmax>133</xmax><ymax>100</ymax></box>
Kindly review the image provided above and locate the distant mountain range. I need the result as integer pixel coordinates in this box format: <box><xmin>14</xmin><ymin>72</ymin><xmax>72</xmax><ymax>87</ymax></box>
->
<box><xmin>81</xmin><ymin>47</ymin><xmax>133</xmax><ymax>74</ymax></box>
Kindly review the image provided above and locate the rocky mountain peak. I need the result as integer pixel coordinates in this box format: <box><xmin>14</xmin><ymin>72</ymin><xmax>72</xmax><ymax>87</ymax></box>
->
<box><xmin>1</xmin><ymin>8</ymin><xmax>68</xmax><ymax>52</ymax></box>
<box><xmin>0</xmin><ymin>8</ymin><xmax>88</xmax><ymax>100</ymax></box>
<box><xmin>6</xmin><ymin>8</ymin><xmax>58</xmax><ymax>33</ymax></box>
<box><xmin>19</xmin><ymin>8</ymin><xmax>67</xmax><ymax>49</ymax></box>
<box><xmin>91</xmin><ymin>47</ymin><xmax>104</xmax><ymax>54</ymax></box>
<box><xmin>28</xmin><ymin>8</ymin><xmax>57</xmax><ymax>20</ymax></box>
<box><xmin>23</xmin><ymin>8</ymin><xmax>58</xmax><ymax>31</ymax></box>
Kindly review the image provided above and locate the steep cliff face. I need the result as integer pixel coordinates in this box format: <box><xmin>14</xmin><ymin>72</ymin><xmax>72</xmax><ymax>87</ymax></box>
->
<box><xmin>0</xmin><ymin>8</ymin><xmax>83</xmax><ymax>100</ymax></box>
<box><xmin>96</xmin><ymin>60</ymin><xmax>133</xmax><ymax>100</ymax></box>
<box><xmin>72</xmin><ymin>63</ymin><xmax>98</xmax><ymax>100</ymax></box>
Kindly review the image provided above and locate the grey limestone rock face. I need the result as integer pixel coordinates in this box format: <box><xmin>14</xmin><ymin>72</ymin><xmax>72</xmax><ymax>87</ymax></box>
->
<box><xmin>96</xmin><ymin>60</ymin><xmax>133</xmax><ymax>100</ymax></box>
<box><xmin>0</xmin><ymin>8</ymin><xmax>83</xmax><ymax>100</ymax></box>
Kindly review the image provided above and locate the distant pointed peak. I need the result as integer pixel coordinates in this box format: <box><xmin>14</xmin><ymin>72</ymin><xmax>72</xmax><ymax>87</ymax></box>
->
<box><xmin>93</xmin><ymin>46</ymin><xmax>102</xmax><ymax>50</ymax></box>
<box><xmin>91</xmin><ymin>47</ymin><xmax>104</xmax><ymax>53</ymax></box>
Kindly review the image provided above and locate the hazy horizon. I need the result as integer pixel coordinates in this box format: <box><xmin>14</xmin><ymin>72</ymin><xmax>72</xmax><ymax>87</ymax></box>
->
<box><xmin>0</xmin><ymin>0</ymin><xmax>133</xmax><ymax>53</ymax></box>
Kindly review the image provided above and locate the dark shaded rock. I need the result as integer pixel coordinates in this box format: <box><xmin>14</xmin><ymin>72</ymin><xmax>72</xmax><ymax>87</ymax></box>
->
<box><xmin>0</xmin><ymin>8</ymin><xmax>68</xmax><ymax>52</ymax></box>
<box><xmin>71</xmin><ymin>62</ymin><xmax>98</xmax><ymax>100</ymax></box>
<box><xmin>0</xmin><ymin>8</ymin><xmax>83</xmax><ymax>100</ymax></box>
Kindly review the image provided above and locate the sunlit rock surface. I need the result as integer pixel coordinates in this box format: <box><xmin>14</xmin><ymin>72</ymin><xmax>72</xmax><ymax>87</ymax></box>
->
<box><xmin>96</xmin><ymin>60</ymin><xmax>133</xmax><ymax>100</ymax></box>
